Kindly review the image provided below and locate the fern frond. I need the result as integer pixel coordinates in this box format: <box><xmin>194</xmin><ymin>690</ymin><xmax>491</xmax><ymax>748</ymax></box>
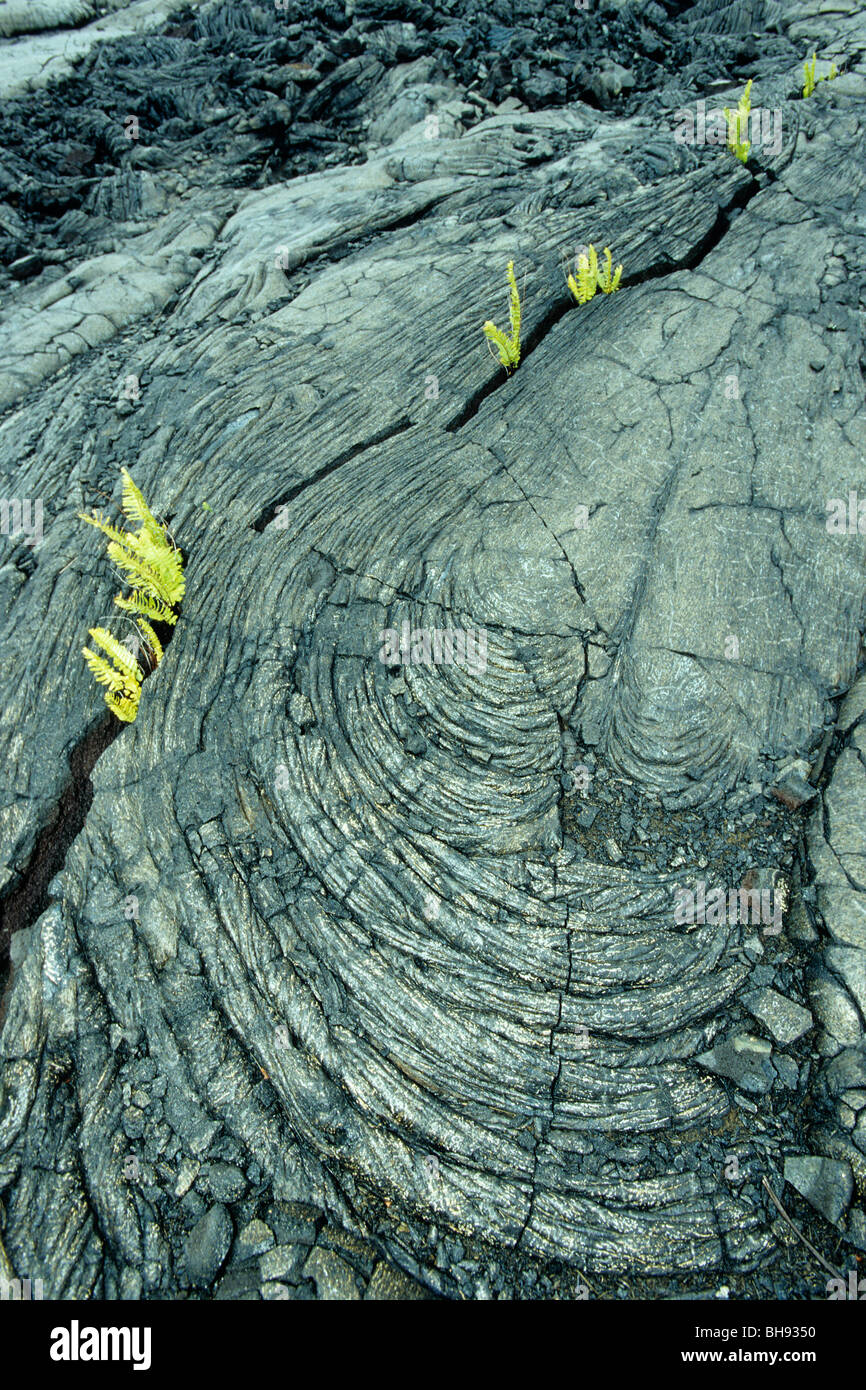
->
<box><xmin>105</xmin><ymin>538</ymin><xmax>184</xmax><ymax>610</ymax></box>
<box><xmin>507</xmin><ymin>260</ymin><xmax>521</xmax><ymax>344</ymax></box>
<box><xmin>105</xmin><ymin>541</ymin><xmax>167</xmax><ymax>605</ymax></box>
<box><xmin>135</xmin><ymin>619</ymin><xmax>164</xmax><ymax>667</ymax></box>
<box><xmin>106</xmin><ymin>689</ymin><xmax>140</xmax><ymax>722</ymax></box>
<box><xmin>84</xmin><ymin>472</ymin><xmax>183</xmax><ymax>606</ymax></box>
<box><xmin>803</xmin><ymin>53</ymin><xmax>817</xmax><ymax>98</ymax></box>
<box><xmin>86</xmin><ymin>626</ymin><xmax>143</xmax><ymax>687</ymax></box>
<box><xmin>482</xmin><ymin>261</ymin><xmax>521</xmax><ymax>371</ymax></box>
<box><xmin>83</xmin><ymin>628</ymin><xmax>142</xmax><ymax>721</ymax></box>
<box><xmin>568</xmin><ymin>245</ymin><xmax>598</xmax><ymax>304</ymax></box>
<box><xmin>483</xmin><ymin>321</ymin><xmax>518</xmax><ymax>369</ymax></box>
<box><xmin>82</xmin><ymin>647</ymin><xmax>128</xmax><ymax>692</ymax></box>
<box><xmin>78</xmin><ymin>511</ymin><xmax>130</xmax><ymax>549</ymax></box>
<box><xmin>597</xmin><ymin>246</ymin><xmax>622</xmax><ymax>294</ymax></box>
<box><xmin>113</xmin><ymin>590</ymin><xmax>178</xmax><ymax>626</ymax></box>
<box><xmin>131</xmin><ymin>528</ymin><xmax>185</xmax><ymax>605</ymax></box>
<box><xmin>79</xmin><ymin>468</ymin><xmax>184</xmax><ymax>724</ymax></box>
<box><xmin>120</xmin><ymin>467</ymin><xmax>165</xmax><ymax>545</ymax></box>
<box><xmin>724</xmin><ymin>79</ymin><xmax>752</xmax><ymax>163</ymax></box>
<box><xmin>804</xmin><ymin>53</ymin><xmax>839</xmax><ymax>98</ymax></box>
<box><xmin>121</xmin><ymin>527</ymin><xmax>185</xmax><ymax>604</ymax></box>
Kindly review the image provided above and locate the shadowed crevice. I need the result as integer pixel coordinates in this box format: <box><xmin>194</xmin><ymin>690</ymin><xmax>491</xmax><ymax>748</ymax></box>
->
<box><xmin>0</xmin><ymin>712</ymin><xmax>116</xmax><ymax>995</ymax></box>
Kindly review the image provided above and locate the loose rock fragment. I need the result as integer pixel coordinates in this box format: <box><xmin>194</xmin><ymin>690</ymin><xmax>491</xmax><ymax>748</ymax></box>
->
<box><xmin>783</xmin><ymin>1157</ymin><xmax>853</xmax><ymax>1226</ymax></box>
<box><xmin>696</xmin><ymin>1035</ymin><xmax>775</xmax><ymax>1094</ymax></box>
<box><xmin>742</xmin><ymin>988</ymin><xmax>813</xmax><ymax>1046</ymax></box>
<box><xmin>235</xmin><ymin>1220</ymin><xmax>275</xmax><ymax>1263</ymax></box>
<box><xmin>184</xmin><ymin>1205</ymin><xmax>233</xmax><ymax>1288</ymax></box>
<box><xmin>303</xmin><ymin>1248</ymin><xmax>361</xmax><ymax>1301</ymax></box>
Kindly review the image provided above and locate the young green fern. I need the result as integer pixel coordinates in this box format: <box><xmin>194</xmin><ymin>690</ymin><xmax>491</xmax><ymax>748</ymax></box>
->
<box><xmin>567</xmin><ymin>245</ymin><xmax>598</xmax><ymax>305</ymax></box>
<box><xmin>82</xmin><ymin>626</ymin><xmax>144</xmax><ymax>724</ymax></box>
<box><xmin>79</xmin><ymin>468</ymin><xmax>184</xmax><ymax>722</ymax></box>
<box><xmin>113</xmin><ymin>590</ymin><xmax>178</xmax><ymax>626</ymax></box>
<box><xmin>803</xmin><ymin>53</ymin><xmax>838</xmax><ymax>98</ymax></box>
<box><xmin>136</xmin><ymin>619</ymin><xmax>164</xmax><ymax>666</ymax></box>
<box><xmin>482</xmin><ymin>260</ymin><xmax>522</xmax><ymax>371</ymax></box>
<box><xmin>567</xmin><ymin>245</ymin><xmax>622</xmax><ymax>305</ymax></box>
<box><xmin>724</xmin><ymin>79</ymin><xmax>752</xmax><ymax>163</ymax></box>
<box><xmin>596</xmin><ymin>246</ymin><xmax>622</xmax><ymax>294</ymax></box>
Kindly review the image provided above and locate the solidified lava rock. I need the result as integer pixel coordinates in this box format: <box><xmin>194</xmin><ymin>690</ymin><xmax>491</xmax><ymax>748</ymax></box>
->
<box><xmin>0</xmin><ymin>0</ymin><xmax>865</xmax><ymax>1300</ymax></box>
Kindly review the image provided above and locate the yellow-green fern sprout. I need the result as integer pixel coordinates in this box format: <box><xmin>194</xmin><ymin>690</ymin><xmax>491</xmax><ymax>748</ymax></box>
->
<box><xmin>482</xmin><ymin>260</ymin><xmax>521</xmax><ymax>371</ymax></box>
<box><xmin>596</xmin><ymin>246</ymin><xmax>623</xmax><ymax>295</ymax></box>
<box><xmin>135</xmin><ymin>619</ymin><xmax>164</xmax><ymax>668</ymax></box>
<box><xmin>803</xmin><ymin>53</ymin><xmax>838</xmax><ymax>98</ymax></box>
<box><xmin>82</xmin><ymin>626</ymin><xmax>143</xmax><ymax>723</ymax></box>
<box><xmin>567</xmin><ymin>245</ymin><xmax>598</xmax><ymax>305</ymax></box>
<box><xmin>81</xmin><ymin>471</ymin><xmax>184</xmax><ymax>612</ymax></box>
<box><xmin>113</xmin><ymin>590</ymin><xmax>178</xmax><ymax>626</ymax></box>
<box><xmin>724</xmin><ymin>79</ymin><xmax>752</xmax><ymax>163</ymax></box>
<box><xmin>567</xmin><ymin>245</ymin><xmax>622</xmax><ymax>304</ymax></box>
<box><xmin>803</xmin><ymin>53</ymin><xmax>817</xmax><ymax>98</ymax></box>
<box><xmin>79</xmin><ymin>468</ymin><xmax>184</xmax><ymax>722</ymax></box>
<box><xmin>105</xmin><ymin>689</ymin><xmax>141</xmax><ymax>724</ymax></box>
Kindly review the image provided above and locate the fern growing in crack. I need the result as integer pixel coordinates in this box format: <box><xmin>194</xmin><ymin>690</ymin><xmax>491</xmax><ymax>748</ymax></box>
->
<box><xmin>803</xmin><ymin>53</ymin><xmax>838</xmax><ymax>99</ymax></box>
<box><xmin>482</xmin><ymin>260</ymin><xmax>522</xmax><ymax>371</ymax></box>
<box><xmin>81</xmin><ymin>626</ymin><xmax>144</xmax><ymax>724</ymax></box>
<box><xmin>567</xmin><ymin>245</ymin><xmax>622</xmax><ymax>305</ymax></box>
<box><xmin>724</xmin><ymin>79</ymin><xmax>752</xmax><ymax>163</ymax></box>
<box><xmin>568</xmin><ymin>245</ymin><xmax>598</xmax><ymax>304</ymax></box>
<box><xmin>79</xmin><ymin>468</ymin><xmax>184</xmax><ymax>722</ymax></box>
